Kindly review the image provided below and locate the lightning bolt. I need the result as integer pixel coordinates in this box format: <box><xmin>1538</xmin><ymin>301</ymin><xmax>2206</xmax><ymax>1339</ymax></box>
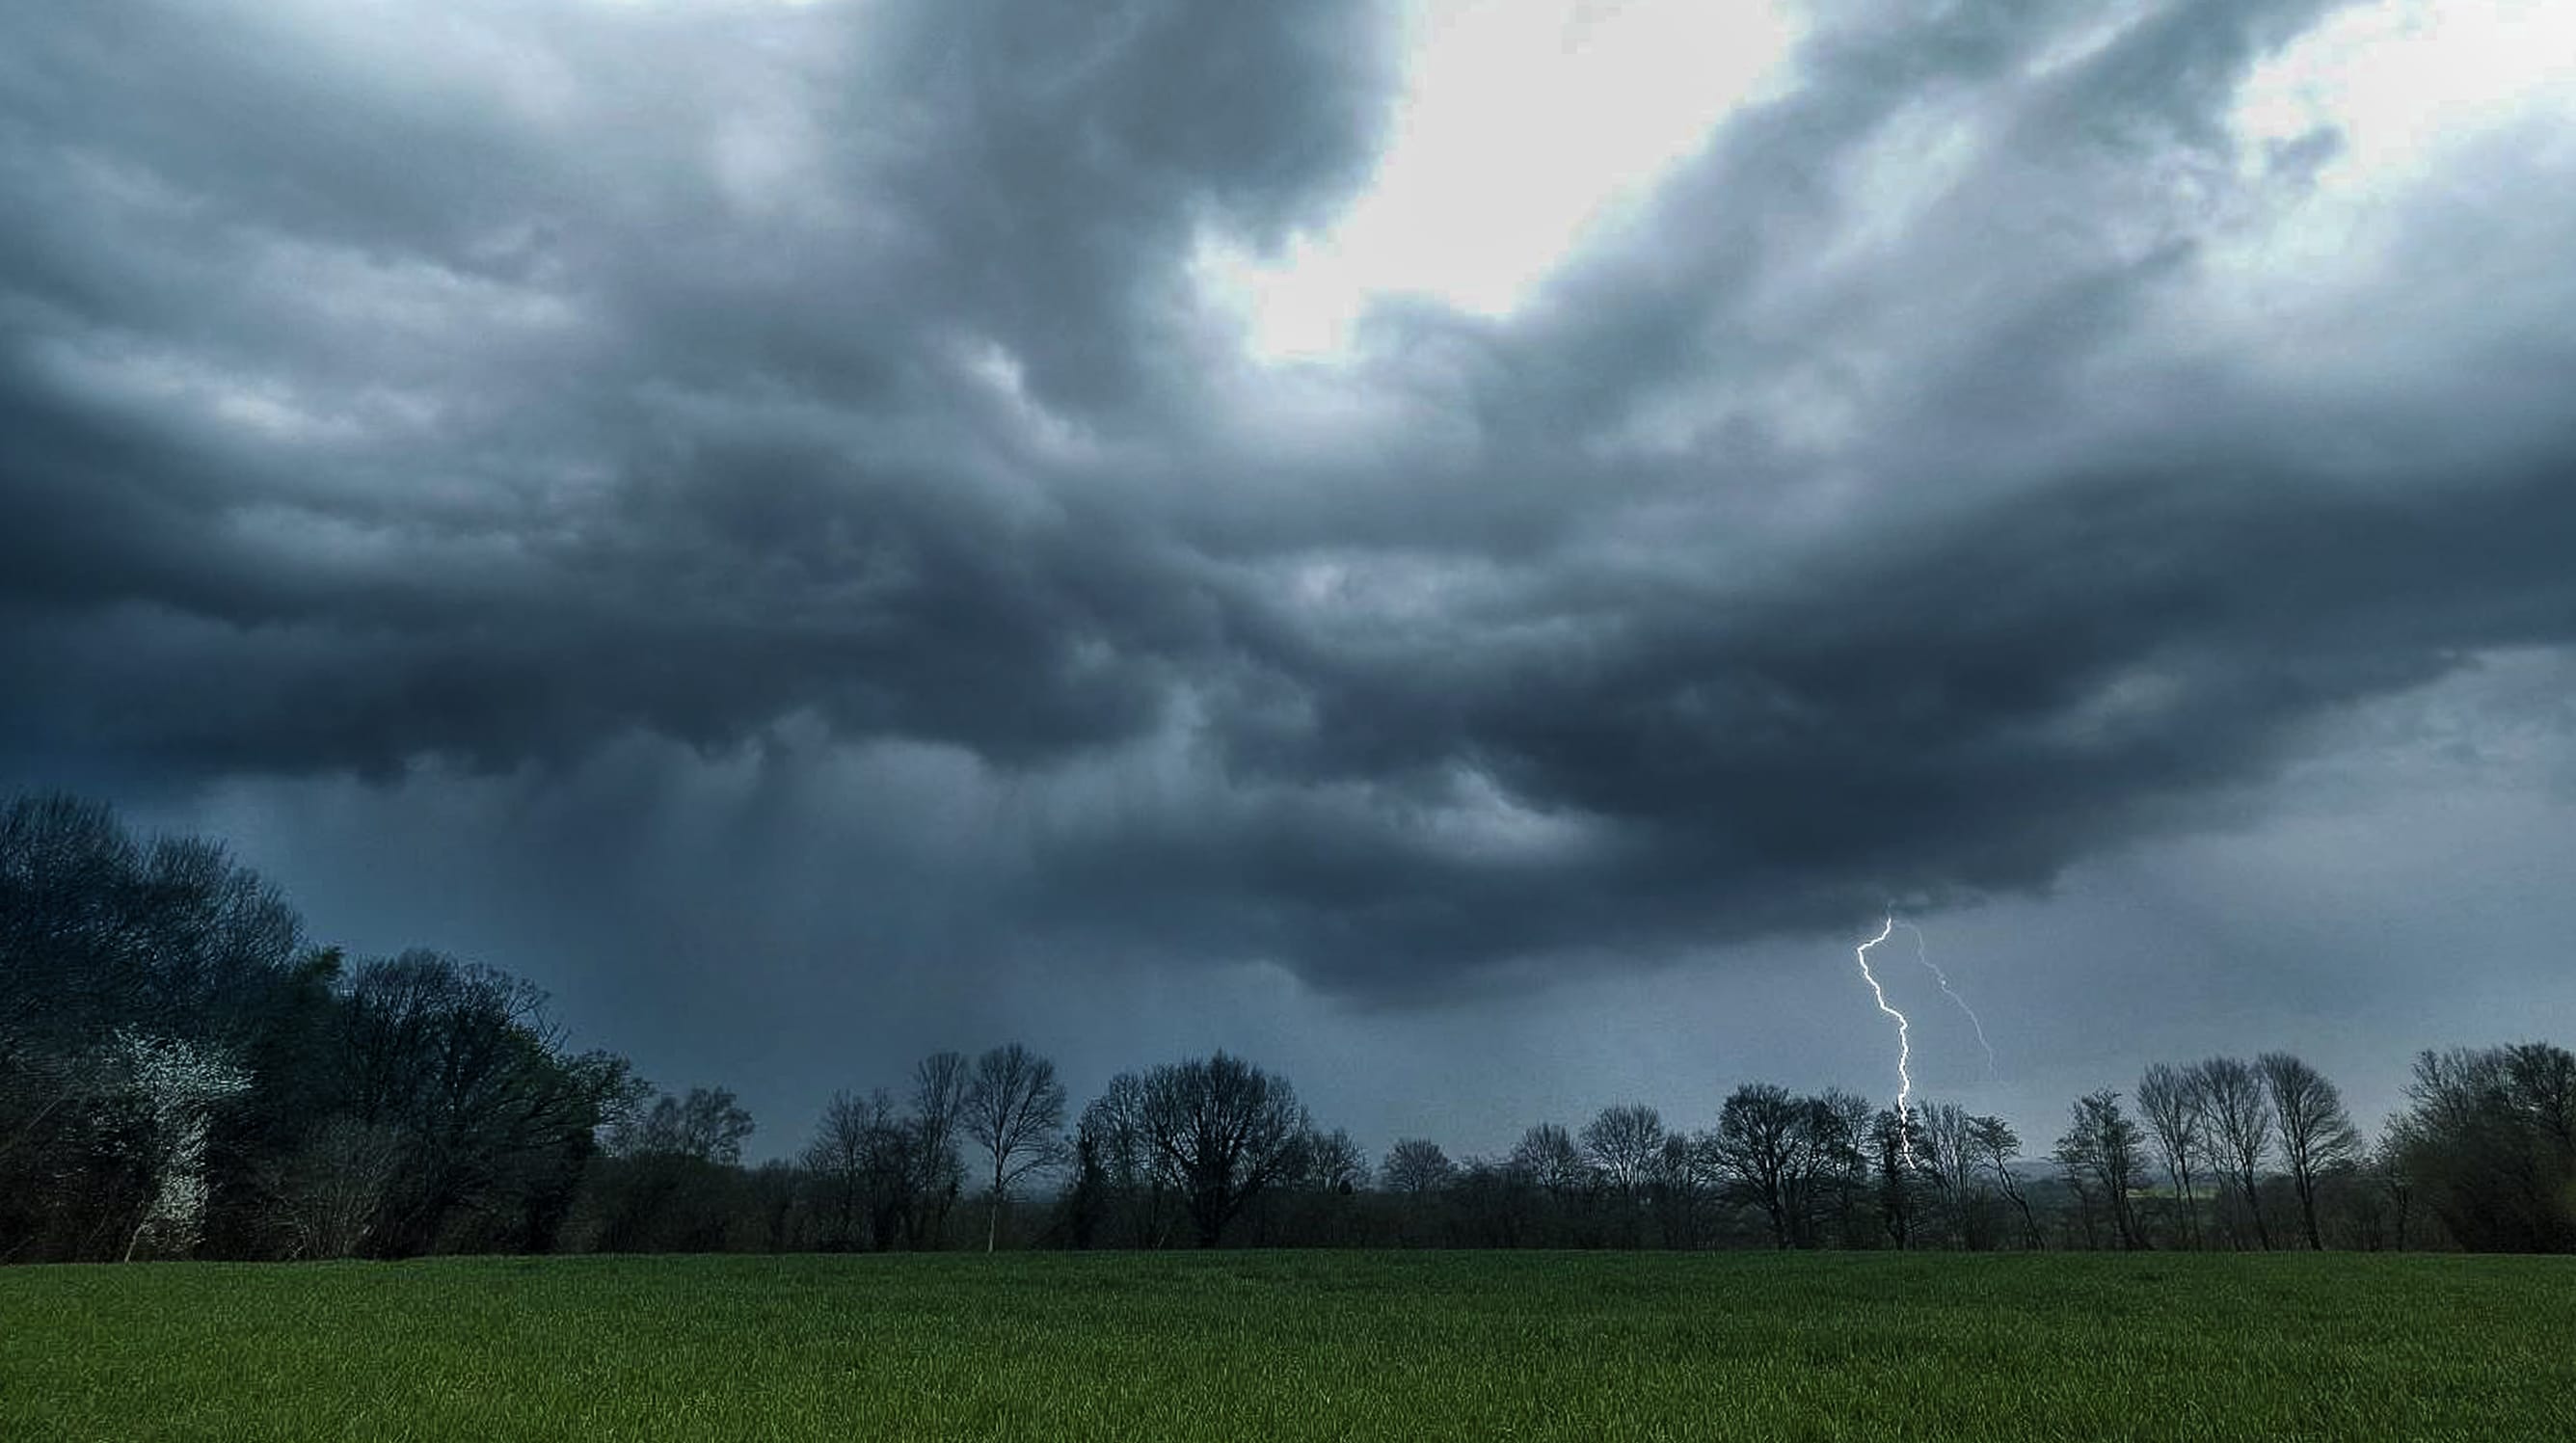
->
<box><xmin>1853</xmin><ymin>917</ymin><xmax>1913</xmax><ymax>1137</ymax></box>
<box><xmin>1894</xmin><ymin>919</ymin><xmax>1996</xmax><ymax>1077</ymax></box>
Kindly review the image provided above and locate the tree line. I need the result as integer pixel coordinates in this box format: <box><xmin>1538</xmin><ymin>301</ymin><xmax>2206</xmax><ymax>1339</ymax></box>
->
<box><xmin>5</xmin><ymin>792</ymin><xmax>2569</xmax><ymax>1261</ymax></box>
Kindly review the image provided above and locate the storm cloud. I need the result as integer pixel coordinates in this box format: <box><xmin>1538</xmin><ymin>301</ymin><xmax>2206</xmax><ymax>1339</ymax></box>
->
<box><xmin>6</xmin><ymin>0</ymin><xmax>2575</xmax><ymax>1143</ymax></box>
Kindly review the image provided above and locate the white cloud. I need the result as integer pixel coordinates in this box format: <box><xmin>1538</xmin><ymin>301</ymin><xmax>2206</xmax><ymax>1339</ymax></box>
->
<box><xmin>1194</xmin><ymin>0</ymin><xmax>1806</xmax><ymax>361</ymax></box>
<box><xmin>2196</xmin><ymin>0</ymin><xmax>2576</xmax><ymax>342</ymax></box>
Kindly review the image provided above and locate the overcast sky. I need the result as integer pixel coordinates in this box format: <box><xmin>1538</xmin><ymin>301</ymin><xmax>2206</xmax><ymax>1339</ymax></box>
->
<box><xmin>7</xmin><ymin>0</ymin><xmax>2574</xmax><ymax>1163</ymax></box>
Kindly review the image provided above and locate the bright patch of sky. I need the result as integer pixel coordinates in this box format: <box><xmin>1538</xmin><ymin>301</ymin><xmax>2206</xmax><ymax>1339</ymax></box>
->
<box><xmin>1194</xmin><ymin>0</ymin><xmax>2576</xmax><ymax>368</ymax></box>
<box><xmin>2191</xmin><ymin>0</ymin><xmax>2576</xmax><ymax>387</ymax></box>
<box><xmin>1193</xmin><ymin>0</ymin><xmax>1806</xmax><ymax>361</ymax></box>
<box><xmin>2231</xmin><ymin>0</ymin><xmax>2576</xmax><ymax>185</ymax></box>
<box><xmin>2223</xmin><ymin>0</ymin><xmax>2576</xmax><ymax>270</ymax></box>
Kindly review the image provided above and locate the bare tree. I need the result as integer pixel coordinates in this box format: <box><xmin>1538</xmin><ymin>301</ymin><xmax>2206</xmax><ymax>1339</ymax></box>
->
<box><xmin>617</xmin><ymin>1087</ymin><xmax>755</xmax><ymax>1164</ymax></box>
<box><xmin>336</xmin><ymin>951</ymin><xmax>624</xmax><ymax>1255</ymax></box>
<box><xmin>581</xmin><ymin>1085</ymin><xmax>760</xmax><ymax>1254</ymax></box>
<box><xmin>1871</xmin><ymin>1108</ymin><xmax>1928</xmax><ymax>1248</ymax></box>
<box><xmin>963</xmin><ymin>1044</ymin><xmax>1067</xmax><ymax>1251</ymax></box>
<box><xmin>1914</xmin><ymin>1102</ymin><xmax>1982</xmax><ymax>1248</ymax></box>
<box><xmin>1</xmin><ymin>794</ymin><xmax>316</xmax><ymax>1259</ymax></box>
<box><xmin>1</xmin><ymin>794</ymin><xmax>304</xmax><ymax>1051</ymax></box>
<box><xmin>2371</xmin><ymin>1127</ymin><xmax>2416</xmax><ymax>1251</ymax></box>
<box><xmin>797</xmin><ymin>1087</ymin><xmax>942</xmax><ymax>1251</ymax></box>
<box><xmin>1447</xmin><ymin>1156</ymin><xmax>1538</xmax><ymax>1248</ymax></box>
<box><xmin>1648</xmin><ymin>1134</ymin><xmax>1704</xmax><ymax>1250</ymax></box>
<box><xmin>1264</xmin><ymin>1126</ymin><xmax>1364</xmax><ymax>1245</ymax></box>
<box><xmin>2135</xmin><ymin>1062</ymin><xmax>2207</xmax><ymax>1247</ymax></box>
<box><xmin>1968</xmin><ymin>1114</ymin><xmax>2039</xmax><ymax>1248</ymax></box>
<box><xmin>1581</xmin><ymin>1105</ymin><xmax>1665</xmax><ymax>1246</ymax></box>
<box><xmin>1813</xmin><ymin>1089</ymin><xmax>1876</xmax><ymax>1244</ymax></box>
<box><xmin>2256</xmin><ymin>1053</ymin><xmax>2363</xmax><ymax>1250</ymax></box>
<box><xmin>1077</xmin><ymin>1072</ymin><xmax>1177</xmax><ymax>1248</ymax></box>
<box><xmin>1581</xmin><ymin>1105</ymin><xmax>1666</xmax><ymax>1192</ymax></box>
<box><xmin>2053</xmin><ymin>1090</ymin><xmax>2147</xmax><ymax>1249</ymax></box>
<box><xmin>1511</xmin><ymin>1123</ymin><xmax>1587</xmax><ymax>1198</ymax></box>
<box><xmin>1381</xmin><ymin>1138</ymin><xmax>1457</xmax><ymax>1195</ymax></box>
<box><xmin>2189</xmin><ymin>1056</ymin><xmax>2276</xmax><ymax>1249</ymax></box>
<box><xmin>2385</xmin><ymin>1042</ymin><xmax>2576</xmax><ymax>1252</ymax></box>
<box><xmin>1301</xmin><ymin>1127</ymin><xmax>1365</xmax><ymax>1192</ymax></box>
<box><xmin>908</xmin><ymin>1052</ymin><xmax>972</xmax><ymax>1247</ymax></box>
<box><xmin>1707</xmin><ymin>1083</ymin><xmax>1835</xmax><ymax>1248</ymax></box>
<box><xmin>265</xmin><ymin>1117</ymin><xmax>406</xmax><ymax>1259</ymax></box>
<box><xmin>800</xmin><ymin>1089</ymin><xmax>879</xmax><ymax>1250</ymax></box>
<box><xmin>1131</xmin><ymin>1052</ymin><xmax>1310</xmax><ymax>1247</ymax></box>
<box><xmin>0</xmin><ymin>1033</ymin><xmax>101</xmax><ymax>1182</ymax></box>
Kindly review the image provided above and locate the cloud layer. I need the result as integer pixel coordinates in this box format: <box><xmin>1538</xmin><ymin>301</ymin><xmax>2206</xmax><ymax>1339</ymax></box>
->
<box><xmin>6</xmin><ymin>0</ymin><xmax>2574</xmax><ymax>1011</ymax></box>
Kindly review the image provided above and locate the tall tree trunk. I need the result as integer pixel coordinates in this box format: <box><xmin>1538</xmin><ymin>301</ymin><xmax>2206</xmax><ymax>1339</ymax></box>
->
<box><xmin>2175</xmin><ymin>1157</ymin><xmax>2199</xmax><ymax>1248</ymax></box>
<box><xmin>2239</xmin><ymin>1166</ymin><xmax>2271</xmax><ymax>1250</ymax></box>
<box><xmin>986</xmin><ymin>1159</ymin><xmax>1003</xmax><ymax>1253</ymax></box>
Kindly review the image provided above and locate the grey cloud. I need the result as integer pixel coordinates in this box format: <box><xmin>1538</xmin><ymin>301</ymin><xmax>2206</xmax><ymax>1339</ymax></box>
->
<box><xmin>1</xmin><ymin>0</ymin><xmax>1387</xmax><ymax>771</ymax></box>
<box><xmin>4</xmin><ymin>0</ymin><xmax>2574</xmax><ymax>1017</ymax></box>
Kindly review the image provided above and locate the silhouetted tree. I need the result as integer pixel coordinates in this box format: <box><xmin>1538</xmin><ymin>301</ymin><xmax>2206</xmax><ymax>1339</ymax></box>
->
<box><xmin>1582</xmin><ymin>1105</ymin><xmax>1664</xmax><ymax>1192</ymax></box>
<box><xmin>2135</xmin><ymin>1062</ymin><xmax>2207</xmax><ymax>1247</ymax></box>
<box><xmin>803</xmin><ymin>1082</ymin><xmax>957</xmax><ymax>1251</ymax></box>
<box><xmin>335</xmin><ymin>951</ymin><xmax>630</xmax><ymax>1255</ymax></box>
<box><xmin>2188</xmin><ymin>1056</ymin><xmax>2275</xmax><ymax>1249</ymax></box>
<box><xmin>262</xmin><ymin>1117</ymin><xmax>407</xmax><ymax>1259</ymax></box>
<box><xmin>1707</xmin><ymin>1084</ymin><xmax>1839</xmax><ymax>1248</ymax></box>
<box><xmin>2258</xmin><ymin>1053</ymin><xmax>2363</xmax><ymax>1250</ymax></box>
<box><xmin>1</xmin><ymin>794</ymin><xmax>318</xmax><ymax>1260</ymax></box>
<box><xmin>1448</xmin><ymin>1156</ymin><xmax>1537</xmax><ymax>1248</ymax></box>
<box><xmin>907</xmin><ymin>1052</ymin><xmax>971</xmax><ymax>1248</ymax></box>
<box><xmin>1380</xmin><ymin>1137</ymin><xmax>1455</xmax><ymax>1245</ymax></box>
<box><xmin>2054</xmin><ymin>1090</ymin><xmax>2147</xmax><ymax>1249</ymax></box>
<box><xmin>801</xmin><ymin>1090</ymin><xmax>878</xmax><ymax>1250</ymax></box>
<box><xmin>1799</xmin><ymin>1090</ymin><xmax>1872</xmax><ymax>1245</ymax></box>
<box><xmin>1126</xmin><ymin>1053</ymin><xmax>1309</xmax><ymax>1247</ymax></box>
<box><xmin>2387</xmin><ymin>1042</ymin><xmax>2576</xmax><ymax>1252</ymax></box>
<box><xmin>1967</xmin><ymin>1114</ymin><xmax>2038</xmax><ymax>1249</ymax></box>
<box><xmin>1583</xmin><ymin>1105</ymin><xmax>1664</xmax><ymax>1246</ymax></box>
<box><xmin>1381</xmin><ymin>1137</ymin><xmax>1457</xmax><ymax>1195</ymax></box>
<box><xmin>964</xmin><ymin>1043</ymin><xmax>1068</xmax><ymax>1252</ymax></box>
<box><xmin>1648</xmin><ymin>1133</ymin><xmax>1704</xmax><ymax>1249</ymax></box>
<box><xmin>1077</xmin><ymin>1072</ymin><xmax>1177</xmax><ymax>1248</ymax></box>
<box><xmin>1259</xmin><ymin>1125</ymin><xmax>1364</xmax><ymax>1246</ymax></box>
<box><xmin>623</xmin><ymin>1087</ymin><xmax>754</xmax><ymax>1164</ymax></box>
<box><xmin>1303</xmin><ymin>1127</ymin><xmax>1364</xmax><ymax>1193</ymax></box>
<box><xmin>0</xmin><ymin>794</ymin><xmax>304</xmax><ymax>1051</ymax></box>
<box><xmin>582</xmin><ymin>1086</ymin><xmax>757</xmax><ymax>1252</ymax></box>
<box><xmin>2371</xmin><ymin>1129</ymin><xmax>2418</xmax><ymax>1251</ymax></box>
<box><xmin>1913</xmin><ymin>1102</ymin><xmax>1983</xmax><ymax>1248</ymax></box>
<box><xmin>1872</xmin><ymin>1108</ymin><xmax>1928</xmax><ymax>1249</ymax></box>
<box><xmin>1058</xmin><ymin>1118</ymin><xmax>1112</xmax><ymax>1249</ymax></box>
<box><xmin>1513</xmin><ymin>1122</ymin><xmax>1586</xmax><ymax>1196</ymax></box>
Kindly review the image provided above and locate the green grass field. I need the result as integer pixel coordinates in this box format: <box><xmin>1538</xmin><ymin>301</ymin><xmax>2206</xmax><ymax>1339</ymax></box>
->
<box><xmin>5</xmin><ymin>1251</ymin><xmax>2571</xmax><ymax>1441</ymax></box>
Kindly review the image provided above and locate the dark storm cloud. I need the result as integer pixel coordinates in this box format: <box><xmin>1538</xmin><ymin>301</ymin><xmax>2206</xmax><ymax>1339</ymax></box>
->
<box><xmin>5</xmin><ymin>0</ymin><xmax>2573</xmax><ymax>1002</ymax></box>
<box><xmin>0</xmin><ymin>0</ymin><xmax>1386</xmax><ymax>769</ymax></box>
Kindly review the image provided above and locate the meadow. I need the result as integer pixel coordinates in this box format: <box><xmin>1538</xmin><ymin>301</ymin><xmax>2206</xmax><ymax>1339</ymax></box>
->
<box><xmin>5</xmin><ymin>1250</ymin><xmax>2570</xmax><ymax>1441</ymax></box>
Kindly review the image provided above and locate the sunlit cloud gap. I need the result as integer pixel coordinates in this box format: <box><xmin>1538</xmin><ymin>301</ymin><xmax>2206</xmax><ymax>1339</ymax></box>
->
<box><xmin>1192</xmin><ymin>0</ymin><xmax>1806</xmax><ymax>361</ymax></box>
